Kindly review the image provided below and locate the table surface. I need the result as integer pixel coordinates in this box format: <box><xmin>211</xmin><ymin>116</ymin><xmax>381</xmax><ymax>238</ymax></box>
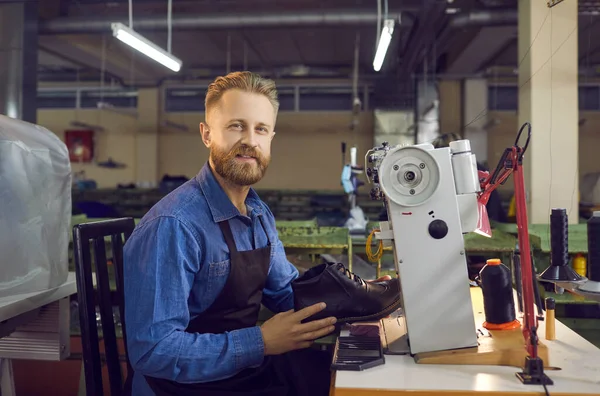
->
<box><xmin>0</xmin><ymin>272</ymin><xmax>77</xmax><ymax>322</ymax></box>
<box><xmin>334</xmin><ymin>301</ymin><xmax>600</xmax><ymax>395</ymax></box>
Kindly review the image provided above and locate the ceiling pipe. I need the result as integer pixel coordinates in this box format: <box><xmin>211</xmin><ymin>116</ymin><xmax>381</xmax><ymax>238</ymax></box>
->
<box><xmin>449</xmin><ymin>10</ymin><xmax>518</xmax><ymax>28</ymax></box>
<box><xmin>39</xmin><ymin>10</ymin><xmax>408</xmax><ymax>34</ymax></box>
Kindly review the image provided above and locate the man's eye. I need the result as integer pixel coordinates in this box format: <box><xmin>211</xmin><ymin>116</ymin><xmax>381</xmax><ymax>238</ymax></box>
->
<box><xmin>257</xmin><ymin>127</ymin><xmax>268</xmax><ymax>133</ymax></box>
<box><xmin>230</xmin><ymin>124</ymin><xmax>243</xmax><ymax>129</ymax></box>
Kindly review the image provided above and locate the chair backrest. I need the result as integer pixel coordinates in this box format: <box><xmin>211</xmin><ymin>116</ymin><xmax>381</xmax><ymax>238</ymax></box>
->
<box><xmin>73</xmin><ymin>217</ymin><xmax>135</xmax><ymax>396</ymax></box>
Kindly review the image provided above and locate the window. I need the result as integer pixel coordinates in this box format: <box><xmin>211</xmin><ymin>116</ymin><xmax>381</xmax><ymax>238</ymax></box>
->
<box><xmin>37</xmin><ymin>89</ymin><xmax>138</xmax><ymax>109</ymax></box>
<box><xmin>579</xmin><ymin>86</ymin><xmax>600</xmax><ymax>111</ymax></box>
<box><xmin>488</xmin><ymin>86</ymin><xmax>518</xmax><ymax>111</ymax></box>
<box><xmin>165</xmin><ymin>88</ymin><xmax>206</xmax><ymax>112</ymax></box>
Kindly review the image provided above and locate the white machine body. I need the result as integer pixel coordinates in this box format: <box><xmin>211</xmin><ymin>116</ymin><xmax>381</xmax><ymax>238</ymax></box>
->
<box><xmin>367</xmin><ymin>140</ymin><xmax>481</xmax><ymax>354</ymax></box>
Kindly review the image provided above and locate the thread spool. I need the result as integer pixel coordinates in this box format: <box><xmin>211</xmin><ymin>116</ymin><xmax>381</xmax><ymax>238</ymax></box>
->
<box><xmin>539</xmin><ymin>208</ymin><xmax>583</xmax><ymax>282</ymax></box>
<box><xmin>573</xmin><ymin>253</ymin><xmax>587</xmax><ymax>278</ymax></box>
<box><xmin>550</xmin><ymin>208</ymin><xmax>569</xmax><ymax>268</ymax></box>
<box><xmin>588</xmin><ymin>211</ymin><xmax>600</xmax><ymax>282</ymax></box>
<box><xmin>545</xmin><ymin>297</ymin><xmax>556</xmax><ymax>341</ymax></box>
<box><xmin>480</xmin><ymin>259</ymin><xmax>521</xmax><ymax>330</ymax></box>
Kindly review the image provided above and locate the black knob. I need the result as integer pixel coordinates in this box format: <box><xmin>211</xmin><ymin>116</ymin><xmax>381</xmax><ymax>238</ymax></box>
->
<box><xmin>366</xmin><ymin>168</ymin><xmax>372</xmax><ymax>177</ymax></box>
<box><xmin>373</xmin><ymin>175</ymin><xmax>379</xmax><ymax>184</ymax></box>
<box><xmin>428</xmin><ymin>219</ymin><xmax>448</xmax><ymax>239</ymax></box>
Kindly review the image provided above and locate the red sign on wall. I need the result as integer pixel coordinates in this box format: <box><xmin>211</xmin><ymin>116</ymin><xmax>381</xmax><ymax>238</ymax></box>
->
<box><xmin>65</xmin><ymin>130</ymin><xmax>94</xmax><ymax>163</ymax></box>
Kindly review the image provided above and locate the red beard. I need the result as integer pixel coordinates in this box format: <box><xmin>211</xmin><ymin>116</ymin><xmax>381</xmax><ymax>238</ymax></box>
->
<box><xmin>211</xmin><ymin>143</ymin><xmax>270</xmax><ymax>186</ymax></box>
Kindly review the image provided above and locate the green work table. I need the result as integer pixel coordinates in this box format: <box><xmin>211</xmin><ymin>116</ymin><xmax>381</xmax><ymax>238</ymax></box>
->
<box><xmin>491</xmin><ymin>222</ymin><xmax>588</xmax><ymax>253</ymax></box>
<box><xmin>352</xmin><ymin>228</ymin><xmax>517</xmax><ymax>254</ymax></box>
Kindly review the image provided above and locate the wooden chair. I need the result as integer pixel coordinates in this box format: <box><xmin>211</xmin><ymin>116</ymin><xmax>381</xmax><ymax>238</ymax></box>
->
<box><xmin>72</xmin><ymin>218</ymin><xmax>135</xmax><ymax>396</ymax></box>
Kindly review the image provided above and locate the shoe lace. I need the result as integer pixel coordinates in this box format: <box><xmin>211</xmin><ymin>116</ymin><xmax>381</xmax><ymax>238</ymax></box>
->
<box><xmin>335</xmin><ymin>263</ymin><xmax>364</xmax><ymax>285</ymax></box>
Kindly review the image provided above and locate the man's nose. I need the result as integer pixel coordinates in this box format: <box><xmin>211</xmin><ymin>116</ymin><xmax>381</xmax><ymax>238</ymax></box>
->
<box><xmin>241</xmin><ymin>129</ymin><xmax>259</xmax><ymax>147</ymax></box>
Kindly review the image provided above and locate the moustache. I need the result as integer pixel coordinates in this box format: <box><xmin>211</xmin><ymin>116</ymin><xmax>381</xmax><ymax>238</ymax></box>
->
<box><xmin>229</xmin><ymin>146</ymin><xmax>262</xmax><ymax>161</ymax></box>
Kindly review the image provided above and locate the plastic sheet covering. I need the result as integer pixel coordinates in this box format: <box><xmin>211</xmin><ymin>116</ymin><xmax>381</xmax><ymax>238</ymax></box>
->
<box><xmin>0</xmin><ymin>115</ymin><xmax>71</xmax><ymax>298</ymax></box>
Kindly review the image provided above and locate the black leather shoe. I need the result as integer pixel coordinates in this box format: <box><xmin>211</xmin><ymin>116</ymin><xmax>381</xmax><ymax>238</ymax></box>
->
<box><xmin>292</xmin><ymin>262</ymin><xmax>401</xmax><ymax>324</ymax></box>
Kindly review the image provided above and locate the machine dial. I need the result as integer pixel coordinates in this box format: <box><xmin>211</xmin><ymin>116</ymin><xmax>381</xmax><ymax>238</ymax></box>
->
<box><xmin>378</xmin><ymin>145</ymin><xmax>440</xmax><ymax>207</ymax></box>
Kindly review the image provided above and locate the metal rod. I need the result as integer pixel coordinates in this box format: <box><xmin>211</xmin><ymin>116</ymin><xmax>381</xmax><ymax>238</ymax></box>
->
<box><xmin>376</xmin><ymin>0</ymin><xmax>381</xmax><ymax>46</ymax></box>
<box><xmin>226</xmin><ymin>32</ymin><xmax>231</xmax><ymax>73</ymax></box>
<box><xmin>514</xmin><ymin>160</ymin><xmax>537</xmax><ymax>358</ymax></box>
<box><xmin>129</xmin><ymin>0</ymin><xmax>133</xmax><ymax>28</ymax></box>
<box><xmin>384</xmin><ymin>0</ymin><xmax>388</xmax><ymax>20</ymax></box>
<box><xmin>353</xmin><ymin>32</ymin><xmax>359</xmax><ymax>100</ymax></box>
<box><xmin>167</xmin><ymin>0</ymin><xmax>172</xmax><ymax>53</ymax></box>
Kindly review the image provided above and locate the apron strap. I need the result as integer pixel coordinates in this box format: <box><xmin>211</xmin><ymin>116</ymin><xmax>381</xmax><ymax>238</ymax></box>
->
<box><xmin>218</xmin><ymin>221</ymin><xmax>239</xmax><ymax>253</ymax></box>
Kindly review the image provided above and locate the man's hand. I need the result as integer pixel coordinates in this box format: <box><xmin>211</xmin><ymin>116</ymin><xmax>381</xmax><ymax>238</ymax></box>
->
<box><xmin>368</xmin><ymin>275</ymin><xmax>392</xmax><ymax>282</ymax></box>
<box><xmin>260</xmin><ymin>302</ymin><xmax>337</xmax><ymax>356</ymax></box>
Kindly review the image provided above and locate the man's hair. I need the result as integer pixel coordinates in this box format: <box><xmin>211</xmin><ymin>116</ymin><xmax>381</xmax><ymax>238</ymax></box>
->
<box><xmin>205</xmin><ymin>71</ymin><xmax>279</xmax><ymax>115</ymax></box>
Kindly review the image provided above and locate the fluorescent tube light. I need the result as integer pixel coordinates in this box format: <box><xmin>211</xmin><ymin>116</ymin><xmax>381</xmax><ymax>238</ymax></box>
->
<box><xmin>111</xmin><ymin>22</ymin><xmax>182</xmax><ymax>72</ymax></box>
<box><xmin>373</xmin><ymin>19</ymin><xmax>394</xmax><ymax>72</ymax></box>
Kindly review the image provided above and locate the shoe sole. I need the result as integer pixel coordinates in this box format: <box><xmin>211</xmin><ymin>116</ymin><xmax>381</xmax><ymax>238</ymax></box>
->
<box><xmin>335</xmin><ymin>297</ymin><xmax>402</xmax><ymax>324</ymax></box>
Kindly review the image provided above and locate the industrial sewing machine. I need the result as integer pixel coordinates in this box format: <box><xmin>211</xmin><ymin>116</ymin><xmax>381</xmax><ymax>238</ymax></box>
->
<box><xmin>364</xmin><ymin>123</ymin><xmax>560</xmax><ymax>385</ymax></box>
<box><xmin>363</xmin><ymin>123</ymin><xmax>600</xmax><ymax>388</ymax></box>
<box><xmin>365</xmin><ymin>138</ymin><xmax>482</xmax><ymax>355</ymax></box>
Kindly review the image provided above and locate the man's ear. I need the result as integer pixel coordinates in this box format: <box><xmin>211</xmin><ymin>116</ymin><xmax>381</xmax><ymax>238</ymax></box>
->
<box><xmin>270</xmin><ymin>131</ymin><xmax>276</xmax><ymax>141</ymax></box>
<box><xmin>200</xmin><ymin>122</ymin><xmax>211</xmax><ymax>147</ymax></box>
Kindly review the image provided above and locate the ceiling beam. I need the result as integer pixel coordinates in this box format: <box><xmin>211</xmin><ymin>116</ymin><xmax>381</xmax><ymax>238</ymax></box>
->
<box><xmin>396</xmin><ymin>0</ymin><xmax>448</xmax><ymax>81</ymax></box>
<box><xmin>39</xmin><ymin>35</ymin><xmax>158</xmax><ymax>85</ymax></box>
<box><xmin>445</xmin><ymin>26</ymin><xmax>517</xmax><ymax>74</ymax></box>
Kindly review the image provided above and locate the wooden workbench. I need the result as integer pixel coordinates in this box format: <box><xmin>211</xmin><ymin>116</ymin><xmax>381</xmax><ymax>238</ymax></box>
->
<box><xmin>332</xmin><ymin>290</ymin><xmax>600</xmax><ymax>395</ymax></box>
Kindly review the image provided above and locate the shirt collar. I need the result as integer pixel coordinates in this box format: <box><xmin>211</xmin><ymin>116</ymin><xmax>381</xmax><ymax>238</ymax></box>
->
<box><xmin>195</xmin><ymin>162</ymin><xmax>264</xmax><ymax>223</ymax></box>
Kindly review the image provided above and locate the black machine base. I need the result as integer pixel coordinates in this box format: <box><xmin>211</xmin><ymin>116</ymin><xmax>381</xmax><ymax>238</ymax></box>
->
<box><xmin>515</xmin><ymin>356</ymin><xmax>553</xmax><ymax>385</ymax></box>
<box><xmin>331</xmin><ymin>336</ymin><xmax>385</xmax><ymax>371</ymax></box>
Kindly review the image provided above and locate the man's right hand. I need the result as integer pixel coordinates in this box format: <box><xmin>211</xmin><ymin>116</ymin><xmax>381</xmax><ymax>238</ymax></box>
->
<box><xmin>260</xmin><ymin>302</ymin><xmax>337</xmax><ymax>356</ymax></box>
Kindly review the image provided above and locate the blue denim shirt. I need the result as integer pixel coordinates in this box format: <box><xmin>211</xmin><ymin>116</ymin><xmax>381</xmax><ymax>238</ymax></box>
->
<box><xmin>123</xmin><ymin>163</ymin><xmax>299</xmax><ymax>395</ymax></box>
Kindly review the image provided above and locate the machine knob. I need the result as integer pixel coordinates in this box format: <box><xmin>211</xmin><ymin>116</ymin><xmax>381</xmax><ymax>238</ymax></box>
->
<box><xmin>367</xmin><ymin>168</ymin><xmax>372</xmax><ymax>177</ymax></box>
<box><xmin>373</xmin><ymin>174</ymin><xmax>379</xmax><ymax>184</ymax></box>
<box><xmin>428</xmin><ymin>219</ymin><xmax>448</xmax><ymax>239</ymax></box>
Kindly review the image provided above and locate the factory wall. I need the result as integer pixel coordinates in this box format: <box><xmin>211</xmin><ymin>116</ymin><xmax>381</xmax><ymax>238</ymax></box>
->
<box><xmin>36</xmin><ymin>109</ymin><xmax>374</xmax><ymax>190</ymax></box>
<box><xmin>487</xmin><ymin>110</ymin><xmax>600</xmax><ymax>195</ymax></box>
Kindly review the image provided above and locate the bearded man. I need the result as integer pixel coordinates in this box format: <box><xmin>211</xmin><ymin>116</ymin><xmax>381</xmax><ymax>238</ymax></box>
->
<box><xmin>123</xmin><ymin>71</ymin><xmax>337</xmax><ymax>396</ymax></box>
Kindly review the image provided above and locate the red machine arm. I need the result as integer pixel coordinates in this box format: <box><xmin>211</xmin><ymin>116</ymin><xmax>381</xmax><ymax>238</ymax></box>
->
<box><xmin>476</xmin><ymin>123</ymin><xmax>538</xmax><ymax>358</ymax></box>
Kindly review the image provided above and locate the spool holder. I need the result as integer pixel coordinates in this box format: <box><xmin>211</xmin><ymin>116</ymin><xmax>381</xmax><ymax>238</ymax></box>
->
<box><xmin>538</xmin><ymin>210</ymin><xmax>600</xmax><ymax>303</ymax></box>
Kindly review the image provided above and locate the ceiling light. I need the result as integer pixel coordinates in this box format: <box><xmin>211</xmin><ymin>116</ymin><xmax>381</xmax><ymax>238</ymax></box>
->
<box><xmin>111</xmin><ymin>22</ymin><xmax>182</xmax><ymax>72</ymax></box>
<box><xmin>373</xmin><ymin>19</ymin><xmax>394</xmax><ymax>72</ymax></box>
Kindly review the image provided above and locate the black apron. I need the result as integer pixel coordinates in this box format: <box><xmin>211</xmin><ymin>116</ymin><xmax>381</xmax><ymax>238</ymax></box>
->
<box><xmin>142</xmin><ymin>216</ymin><xmax>332</xmax><ymax>396</ymax></box>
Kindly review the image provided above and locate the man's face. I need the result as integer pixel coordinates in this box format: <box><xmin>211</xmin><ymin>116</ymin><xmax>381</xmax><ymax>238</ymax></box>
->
<box><xmin>201</xmin><ymin>89</ymin><xmax>276</xmax><ymax>186</ymax></box>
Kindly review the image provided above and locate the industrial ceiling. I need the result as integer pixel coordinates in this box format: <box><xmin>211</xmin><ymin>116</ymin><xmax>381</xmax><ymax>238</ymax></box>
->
<box><xmin>34</xmin><ymin>0</ymin><xmax>600</xmax><ymax>89</ymax></box>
